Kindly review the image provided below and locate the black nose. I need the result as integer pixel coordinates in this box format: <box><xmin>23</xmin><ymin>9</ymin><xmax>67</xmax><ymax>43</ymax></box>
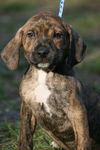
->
<box><xmin>37</xmin><ymin>47</ymin><xmax>49</xmax><ymax>57</ymax></box>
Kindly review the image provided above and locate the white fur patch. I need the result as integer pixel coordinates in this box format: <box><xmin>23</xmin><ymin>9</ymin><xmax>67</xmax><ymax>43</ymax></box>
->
<box><xmin>50</xmin><ymin>141</ymin><xmax>59</xmax><ymax>148</ymax></box>
<box><xmin>34</xmin><ymin>70</ymin><xmax>51</xmax><ymax>113</ymax></box>
<box><xmin>38</xmin><ymin>63</ymin><xmax>49</xmax><ymax>68</ymax></box>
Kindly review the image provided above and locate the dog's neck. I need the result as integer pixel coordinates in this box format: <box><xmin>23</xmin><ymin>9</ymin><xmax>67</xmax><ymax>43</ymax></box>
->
<box><xmin>27</xmin><ymin>64</ymin><xmax>74</xmax><ymax>77</ymax></box>
<box><xmin>53</xmin><ymin>61</ymin><xmax>75</xmax><ymax>76</ymax></box>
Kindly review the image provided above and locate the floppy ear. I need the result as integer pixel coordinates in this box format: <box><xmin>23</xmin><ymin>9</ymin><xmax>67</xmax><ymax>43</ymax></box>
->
<box><xmin>64</xmin><ymin>24</ymin><xmax>87</xmax><ymax>68</ymax></box>
<box><xmin>1</xmin><ymin>28</ymin><xmax>23</xmax><ymax>70</ymax></box>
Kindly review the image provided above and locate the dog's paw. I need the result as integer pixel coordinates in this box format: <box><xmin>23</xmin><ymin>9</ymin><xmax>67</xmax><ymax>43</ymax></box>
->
<box><xmin>50</xmin><ymin>141</ymin><xmax>59</xmax><ymax>148</ymax></box>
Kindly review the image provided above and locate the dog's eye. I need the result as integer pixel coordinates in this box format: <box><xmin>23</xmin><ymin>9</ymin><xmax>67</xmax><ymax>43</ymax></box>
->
<box><xmin>53</xmin><ymin>32</ymin><xmax>63</xmax><ymax>39</ymax></box>
<box><xmin>27</xmin><ymin>31</ymin><xmax>35</xmax><ymax>38</ymax></box>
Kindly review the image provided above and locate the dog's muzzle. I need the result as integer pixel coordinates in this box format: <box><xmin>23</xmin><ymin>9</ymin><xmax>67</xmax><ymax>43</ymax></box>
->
<box><xmin>29</xmin><ymin>39</ymin><xmax>63</xmax><ymax>71</ymax></box>
<box><xmin>30</xmin><ymin>44</ymin><xmax>52</xmax><ymax>70</ymax></box>
<box><xmin>35</xmin><ymin>46</ymin><xmax>50</xmax><ymax>69</ymax></box>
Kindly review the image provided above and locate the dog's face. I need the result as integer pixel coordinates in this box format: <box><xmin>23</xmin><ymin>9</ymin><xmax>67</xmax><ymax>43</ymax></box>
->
<box><xmin>22</xmin><ymin>14</ymin><xmax>69</xmax><ymax>71</ymax></box>
<box><xmin>1</xmin><ymin>12</ymin><xmax>86</xmax><ymax>71</ymax></box>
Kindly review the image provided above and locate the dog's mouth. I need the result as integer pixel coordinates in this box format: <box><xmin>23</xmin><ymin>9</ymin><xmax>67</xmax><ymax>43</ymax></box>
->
<box><xmin>29</xmin><ymin>53</ymin><xmax>60</xmax><ymax>71</ymax></box>
<box><xmin>31</xmin><ymin>60</ymin><xmax>57</xmax><ymax>71</ymax></box>
<box><xmin>37</xmin><ymin>63</ymin><xmax>50</xmax><ymax>69</ymax></box>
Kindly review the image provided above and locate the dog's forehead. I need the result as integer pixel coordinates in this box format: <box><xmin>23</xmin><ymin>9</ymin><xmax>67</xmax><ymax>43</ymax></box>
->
<box><xmin>23</xmin><ymin>13</ymin><xmax>64</xmax><ymax>31</ymax></box>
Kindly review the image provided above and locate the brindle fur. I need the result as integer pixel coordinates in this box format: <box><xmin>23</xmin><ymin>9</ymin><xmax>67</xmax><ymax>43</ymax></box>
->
<box><xmin>1</xmin><ymin>12</ymin><xmax>100</xmax><ymax>150</ymax></box>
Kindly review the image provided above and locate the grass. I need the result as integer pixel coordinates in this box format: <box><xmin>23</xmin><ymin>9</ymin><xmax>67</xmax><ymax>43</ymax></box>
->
<box><xmin>67</xmin><ymin>12</ymin><xmax>100</xmax><ymax>34</ymax></box>
<box><xmin>1</xmin><ymin>3</ymin><xmax>27</xmax><ymax>12</ymax></box>
<box><xmin>0</xmin><ymin>0</ymin><xmax>57</xmax><ymax>13</ymax></box>
<box><xmin>91</xmin><ymin>83</ymin><xmax>100</xmax><ymax>92</ymax></box>
<box><xmin>0</xmin><ymin>88</ymin><xmax>10</xmax><ymax>100</ymax></box>
<box><xmin>0</xmin><ymin>123</ymin><xmax>55</xmax><ymax>150</ymax></box>
<box><xmin>79</xmin><ymin>56</ymin><xmax>100</xmax><ymax>73</ymax></box>
<box><xmin>0</xmin><ymin>122</ymin><xmax>19</xmax><ymax>150</ymax></box>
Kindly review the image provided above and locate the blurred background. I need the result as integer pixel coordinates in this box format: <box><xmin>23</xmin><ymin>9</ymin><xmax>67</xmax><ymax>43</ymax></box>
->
<box><xmin>0</xmin><ymin>0</ymin><xmax>100</xmax><ymax>149</ymax></box>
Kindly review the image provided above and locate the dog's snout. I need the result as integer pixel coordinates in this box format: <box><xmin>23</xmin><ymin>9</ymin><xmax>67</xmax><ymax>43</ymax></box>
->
<box><xmin>37</xmin><ymin>47</ymin><xmax>49</xmax><ymax>57</ymax></box>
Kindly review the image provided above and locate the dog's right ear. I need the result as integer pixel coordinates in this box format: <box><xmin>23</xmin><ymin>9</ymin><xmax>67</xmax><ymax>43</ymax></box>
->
<box><xmin>1</xmin><ymin>28</ymin><xmax>23</xmax><ymax>70</ymax></box>
<box><xmin>63</xmin><ymin>23</ymin><xmax>87</xmax><ymax>69</ymax></box>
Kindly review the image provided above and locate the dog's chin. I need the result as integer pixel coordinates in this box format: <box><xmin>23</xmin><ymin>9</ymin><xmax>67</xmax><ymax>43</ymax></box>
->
<box><xmin>37</xmin><ymin>63</ymin><xmax>50</xmax><ymax>69</ymax></box>
<box><xmin>38</xmin><ymin>63</ymin><xmax>57</xmax><ymax>71</ymax></box>
<box><xmin>30</xmin><ymin>61</ymin><xmax>56</xmax><ymax>72</ymax></box>
<box><xmin>29</xmin><ymin>54</ymin><xmax>61</xmax><ymax>71</ymax></box>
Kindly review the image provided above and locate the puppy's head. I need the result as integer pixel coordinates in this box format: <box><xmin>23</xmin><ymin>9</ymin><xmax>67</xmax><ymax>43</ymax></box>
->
<box><xmin>1</xmin><ymin>12</ymin><xmax>86</xmax><ymax>71</ymax></box>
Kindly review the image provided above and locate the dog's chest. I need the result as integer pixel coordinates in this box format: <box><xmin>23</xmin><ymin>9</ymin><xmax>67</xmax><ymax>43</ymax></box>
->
<box><xmin>20</xmin><ymin>68</ymin><xmax>72</xmax><ymax>117</ymax></box>
<box><xmin>20</xmin><ymin>69</ymin><xmax>52</xmax><ymax>114</ymax></box>
<box><xmin>34</xmin><ymin>70</ymin><xmax>51</xmax><ymax>113</ymax></box>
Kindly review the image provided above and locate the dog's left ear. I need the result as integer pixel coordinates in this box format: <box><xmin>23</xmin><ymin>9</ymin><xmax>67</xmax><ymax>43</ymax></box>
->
<box><xmin>0</xmin><ymin>28</ymin><xmax>23</xmax><ymax>70</ymax></box>
<box><xmin>64</xmin><ymin>24</ymin><xmax>87</xmax><ymax>68</ymax></box>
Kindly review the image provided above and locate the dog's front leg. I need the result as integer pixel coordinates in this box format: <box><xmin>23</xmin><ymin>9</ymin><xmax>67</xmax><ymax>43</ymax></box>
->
<box><xmin>19</xmin><ymin>101</ymin><xmax>36</xmax><ymax>150</ymax></box>
<box><xmin>68</xmin><ymin>104</ymin><xmax>91</xmax><ymax>150</ymax></box>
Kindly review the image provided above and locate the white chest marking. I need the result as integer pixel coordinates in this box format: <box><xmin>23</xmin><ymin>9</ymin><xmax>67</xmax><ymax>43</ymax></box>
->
<box><xmin>34</xmin><ymin>70</ymin><xmax>51</xmax><ymax>113</ymax></box>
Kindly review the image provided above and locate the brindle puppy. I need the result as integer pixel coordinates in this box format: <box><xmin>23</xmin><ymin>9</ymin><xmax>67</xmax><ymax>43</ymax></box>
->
<box><xmin>1</xmin><ymin>12</ymin><xmax>100</xmax><ymax>150</ymax></box>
